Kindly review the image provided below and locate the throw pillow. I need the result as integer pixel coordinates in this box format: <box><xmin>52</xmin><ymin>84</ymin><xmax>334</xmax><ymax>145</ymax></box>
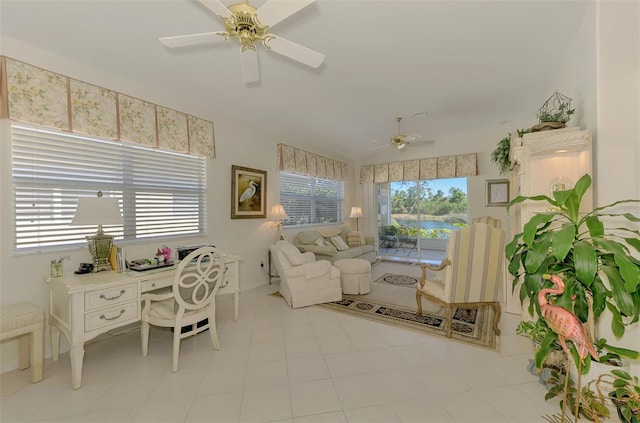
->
<box><xmin>330</xmin><ymin>236</ymin><xmax>349</xmax><ymax>251</ymax></box>
<box><xmin>276</xmin><ymin>240</ymin><xmax>306</xmax><ymax>266</ymax></box>
<box><xmin>346</xmin><ymin>231</ymin><xmax>362</xmax><ymax>247</ymax></box>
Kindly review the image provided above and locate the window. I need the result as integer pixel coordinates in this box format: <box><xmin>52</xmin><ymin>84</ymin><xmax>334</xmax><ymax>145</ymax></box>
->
<box><xmin>11</xmin><ymin>123</ymin><xmax>206</xmax><ymax>252</ymax></box>
<box><xmin>279</xmin><ymin>172</ymin><xmax>344</xmax><ymax>226</ymax></box>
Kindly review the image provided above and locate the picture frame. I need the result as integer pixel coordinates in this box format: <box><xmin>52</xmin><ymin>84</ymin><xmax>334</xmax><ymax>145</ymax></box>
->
<box><xmin>486</xmin><ymin>179</ymin><xmax>510</xmax><ymax>206</ymax></box>
<box><xmin>231</xmin><ymin>165</ymin><xmax>267</xmax><ymax>219</ymax></box>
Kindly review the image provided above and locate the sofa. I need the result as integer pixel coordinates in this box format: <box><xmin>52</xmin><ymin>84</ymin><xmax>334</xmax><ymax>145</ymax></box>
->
<box><xmin>292</xmin><ymin>226</ymin><xmax>377</xmax><ymax>264</ymax></box>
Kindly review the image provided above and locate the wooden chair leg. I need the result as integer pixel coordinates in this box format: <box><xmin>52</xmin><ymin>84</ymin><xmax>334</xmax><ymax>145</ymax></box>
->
<box><xmin>445</xmin><ymin>305</ymin><xmax>453</xmax><ymax>338</ymax></box>
<box><xmin>491</xmin><ymin>303</ymin><xmax>501</xmax><ymax>336</ymax></box>
<box><xmin>416</xmin><ymin>290</ymin><xmax>423</xmax><ymax>316</ymax></box>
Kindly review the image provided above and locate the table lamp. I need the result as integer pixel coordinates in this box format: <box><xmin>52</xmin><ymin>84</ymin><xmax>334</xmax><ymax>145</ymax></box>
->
<box><xmin>270</xmin><ymin>203</ymin><xmax>288</xmax><ymax>241</ymax></box>
<box><xmin>349</xmin><ymin>206</ymin><xmax>363</xmax><ymax>232</ymax></box>
<box><xmin>71</xmin><ymin>192</ymin><xmax>123</xmax><ymax>272</ymax></box>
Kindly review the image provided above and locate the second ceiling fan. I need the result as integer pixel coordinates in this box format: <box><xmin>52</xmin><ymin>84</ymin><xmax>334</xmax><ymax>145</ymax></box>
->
<box><xmin>374</xmin><ymin>117</ymin><xmax>434</xmax><ymax>152</ymax></box>
<box><xmin>159</xmin><ymin>0</ymin><xmax>325</xmax><ymax>83</ymax></box>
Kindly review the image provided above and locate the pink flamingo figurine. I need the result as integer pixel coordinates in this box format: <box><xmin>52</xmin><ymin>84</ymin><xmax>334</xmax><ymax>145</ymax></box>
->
<box><xmin>539</xmin><ymin>274</ymin><xmax>599</xmax><ymax>361</ymax></box>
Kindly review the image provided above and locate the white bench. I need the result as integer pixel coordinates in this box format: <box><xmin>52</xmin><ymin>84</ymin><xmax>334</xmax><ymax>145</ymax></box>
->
<box><xmin>0</xmin><ymin>303</ymin><xmax>45</xmax><ymax>383</ymax></box>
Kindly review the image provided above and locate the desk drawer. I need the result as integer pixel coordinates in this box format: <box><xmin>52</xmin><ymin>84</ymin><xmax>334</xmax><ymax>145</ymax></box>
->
<box><xmin>84</xmin><ymin>283</ymin><xmax>138</xmax><ymax>311</ymax></box>
<box><xmin>84</xmin><ymin>301</ymin><xmax>139</xmax><ymax>332</ymax></box>
<box><xmin>140</xmin><ymin>276</ymin><xmax>173</xmax><ymax>293</ymax></box>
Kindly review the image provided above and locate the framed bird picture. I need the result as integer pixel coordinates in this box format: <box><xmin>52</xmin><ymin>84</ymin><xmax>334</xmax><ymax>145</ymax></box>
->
<box><xmin>231</xmin><ymin>165</ymin><xmax>267</xmax><ymax>219</ymax></box>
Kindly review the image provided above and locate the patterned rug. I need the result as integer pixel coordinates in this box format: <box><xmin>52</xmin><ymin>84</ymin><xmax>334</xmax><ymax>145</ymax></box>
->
<box><xmin>317</xmin><ymin>294</ymin><xmax>497</xmax><ymax>350</ymax></box>
<box><xmin>374</xmin><ymin>273</ymin><xmax>418</xmax><ymax>287</ymax></box>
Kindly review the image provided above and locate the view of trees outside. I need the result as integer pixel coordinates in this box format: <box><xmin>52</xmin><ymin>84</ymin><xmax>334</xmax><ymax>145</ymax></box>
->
<box><xmin>379</xmin><ymin>178</ymin><xmax>468</xmax><ymax>240</ymax></box>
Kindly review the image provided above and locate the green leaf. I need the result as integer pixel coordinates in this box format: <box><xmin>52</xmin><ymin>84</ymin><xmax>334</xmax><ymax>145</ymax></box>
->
<box><xmin>625</xmin><ymin>237</ymin><xmax>640</xmax><ymax>253</ymax></box>
<box><xmin>606</xmin><ymin>301</ymin><xmax>626</xmax><ymax>338</ymax></box>
<box><xmin>551</xmin><ymin>223</ymin><xmax>576</xmax><ymax>261</ymax></box>
<box><xmin>573</xmin><ymin>174</ymin><xmax>592</xmax><ymax>199</ymax></box>
<box><xmin>585</xmin><ymin>215</ymin><xmax>605</xmax><ymax>238</ymax></box>
<box><xmin>600</xmin><ymin>265</ymin><xmax>635</xmax><ymax>317</ymax></box>
<box><xmin>523</xmin><ymin>213</ymin><xmax>555</xmax><ymax>247</ymax></box>
<box><xmin>507</xmin><ymin>195</ymin><xmax>556</xmax><ymax>213</ymax></box>
<box><xmin>524</xmin><ymin>238</ymin><xmax>551</xmax><ymax>274</ymax></box>
<box><xmin>534</xmin><ymin>331</ymin><xmax>558</xmax><ymax>370</ymax></box>
<box><xmin>614</xmin><ymin>253</ymin><xmax>640</xmax><ymax>292</ymax></box>
<box><xmin>552</xmin><ymin>189</ymin><xmax>573</xmax><ymax>207</ymax></box>
<box><xmin>574</xmin><ymin>241</ymin><xmax>597</xmax><ymax>287</ymax></box>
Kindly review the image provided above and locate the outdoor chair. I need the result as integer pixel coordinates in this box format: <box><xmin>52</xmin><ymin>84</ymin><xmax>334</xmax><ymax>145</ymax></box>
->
<box><xmin>416</xmin><ymin>222</ymin><xmax>505</xmax><ymax>337</ymax></box>
<box><xmin>141</xmin><ymin>246</ymin><xmax>224</xmax><ymax>372</ymax></box>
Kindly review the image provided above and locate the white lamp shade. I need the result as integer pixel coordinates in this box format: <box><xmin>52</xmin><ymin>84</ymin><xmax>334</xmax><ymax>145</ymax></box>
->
<box><xmin>349</xmin><ymin>207</ymin><xmax>363</xmax><ymax>219</ymax></box>
<box><xmin>270</xmin><ymin>203</ymin><xmax>288</xmax><ymax>221</ymax></box>
<box><xmin>71</xmin><ymin>197</ymin><xmax>123</xmax><ymax>226</ymax></box>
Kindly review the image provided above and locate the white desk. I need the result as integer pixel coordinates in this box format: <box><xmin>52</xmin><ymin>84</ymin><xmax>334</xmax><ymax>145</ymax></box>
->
<box><xmin>46</xmin><ymin>254</ymin><xmax>240</xmax><ymax>389</ymax></box>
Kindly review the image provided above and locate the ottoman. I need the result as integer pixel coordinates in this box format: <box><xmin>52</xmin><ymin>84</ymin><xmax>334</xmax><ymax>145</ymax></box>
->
<box><xmin>333</xmin><ymin>259</ymin><xmax>371</xmax><ymax>294</ymax></box>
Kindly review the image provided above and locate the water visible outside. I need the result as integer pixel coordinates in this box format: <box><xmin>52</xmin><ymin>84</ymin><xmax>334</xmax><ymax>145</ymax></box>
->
<box><xmin>393</xmin><ymin>219</ymin><xmax>457</xmax><ymax>231</ymax></box>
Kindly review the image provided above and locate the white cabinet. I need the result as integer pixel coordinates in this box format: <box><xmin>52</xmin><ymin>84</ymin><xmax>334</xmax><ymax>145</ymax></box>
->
<box><xmin>505</xmin><ymin>127</ymin><xmax>593</xmax><ymax>314</ymax></box>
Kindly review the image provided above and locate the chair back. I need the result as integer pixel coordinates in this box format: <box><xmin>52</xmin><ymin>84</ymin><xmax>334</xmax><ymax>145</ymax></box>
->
<box><xmin>471</xmin><ymin>216</ymin><xmax>502</xmax><ymax>228</ymax></box>
<box><xmin>444</xmin><ymin>222</ymin><xmax>505</xmax><ymax>303</ymax></box>
<box><xmin>173</xmin><ymin>246</ymin><xmax>224</xmax><ymax>312</ymax></box>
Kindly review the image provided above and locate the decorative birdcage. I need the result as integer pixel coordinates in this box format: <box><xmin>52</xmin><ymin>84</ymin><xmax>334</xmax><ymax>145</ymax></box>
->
<box><xmin>536</xmin><ymin>91</ymin><xmax>574</xmax><ymax>124</ymax></box>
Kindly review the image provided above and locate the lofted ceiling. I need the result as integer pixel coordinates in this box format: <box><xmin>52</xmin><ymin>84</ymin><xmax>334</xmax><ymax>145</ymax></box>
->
<box><xmin>0</xmin><ymin>0</ymin><xmax>590</xmax><ymax>159</ymax></box>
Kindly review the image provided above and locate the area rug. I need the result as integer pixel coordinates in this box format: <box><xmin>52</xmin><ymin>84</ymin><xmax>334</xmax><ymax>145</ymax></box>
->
<box><xmin>317</xmin><ymin>295</ymin><xmax>497</xmax><ymax>350</ymax></box>
<box><xmin>374</xmin><ymin>273</ymin><xmax>418</xmax><ymax>287</ymax></box>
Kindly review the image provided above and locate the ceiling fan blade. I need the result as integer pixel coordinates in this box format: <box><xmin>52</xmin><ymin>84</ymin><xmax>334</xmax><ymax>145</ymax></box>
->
<box><xmin>267</xmin><ymin>35</ymin><xmax>325</xmax><ymax>68</ymax></box>
<box><xmin>256</xmin><ymin>0</ymin><xmax>315</xmax><ymax>28</ymax></box>
<box><xmin>240</xmin><ymin>48</ymin><xmax>259</xmax><ymax>83</ymax></box>
<box><xmin>198</xmin><ymin>0</ymin><xmax>232</xmax><ymax>19</ymax></box>
<box><xmin>408</xmin><ymin>139</ymin><xmax>436</xmax><ymax>146</ymax></box>
<box><xmin>159</xmin><ymin>32</ymin><xmax>223</xmax><ymax>48</ymax></box>
<box><xmin>403</xmin><ymin>134</ymin><xmax>422</xmax><ymax>143</ymax></box>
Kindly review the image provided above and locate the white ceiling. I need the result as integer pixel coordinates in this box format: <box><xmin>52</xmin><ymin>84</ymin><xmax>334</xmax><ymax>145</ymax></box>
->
<box><xmin>0</xmin><ymin>0</ymin><xmax>590</xmax><ymax>159</ymax></box>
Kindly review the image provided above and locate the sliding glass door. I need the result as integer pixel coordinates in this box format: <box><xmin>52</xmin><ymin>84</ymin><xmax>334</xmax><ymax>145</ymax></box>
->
<box><xmin>376</xmin><ymin>178</ymin><xmax>468</xmax><ymax>262</ymax></box>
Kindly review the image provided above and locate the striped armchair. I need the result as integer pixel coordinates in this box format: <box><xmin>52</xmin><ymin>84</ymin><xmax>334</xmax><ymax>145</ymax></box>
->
<box><xmin>471</xmin><ymin>215</ymin><xmax>502</xmax><ymax>228</ymax></box>
<box><xmin>416</xmin><ymin>222</ymin><xmax>505</xmax><ymax>337</ymax></box>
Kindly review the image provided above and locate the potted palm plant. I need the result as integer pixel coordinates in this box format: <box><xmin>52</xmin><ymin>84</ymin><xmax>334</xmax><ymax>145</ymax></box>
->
<box><xmin>506</xmin><ymin>173</ymin><xmax>640</xmax><ymax>372</ymax></box>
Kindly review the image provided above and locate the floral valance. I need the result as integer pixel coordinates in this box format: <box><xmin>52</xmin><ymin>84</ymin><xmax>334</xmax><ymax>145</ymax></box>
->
<box><xmin>277</xmin><ymin>143</ymin><xmax>348</xmax><ymax>182</ymax></box>
<box><xmin>0</xmin><ymin>56</ymin><xmax>215</xmax><ymax>159</ymax></box>
<box><xmin>359</xmin><ymin>153</ymin><xmax>477</xmax><ymax>183</ymax></box>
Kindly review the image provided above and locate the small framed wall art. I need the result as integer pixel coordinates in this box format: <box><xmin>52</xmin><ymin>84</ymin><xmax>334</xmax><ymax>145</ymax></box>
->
<box><xmin>486</xmin><ymin>179</ymin><xmax>510</xmax><ymax>207</ymax></box>
<box><xmin>231</xmin><ymin>165</ymin><xmax>267</xmax><ymax>219</ymax></box>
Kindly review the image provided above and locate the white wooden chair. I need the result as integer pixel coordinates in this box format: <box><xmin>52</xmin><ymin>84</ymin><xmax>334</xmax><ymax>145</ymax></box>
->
<box><xmin>416</xmin><ymin>222</ymin><xmax>505</xmax><ymax>337</ymax></box>
<box><xmin>141</xmin><ymin>246</ymin><xmax>224</xmax><ymax>372</ymax></box>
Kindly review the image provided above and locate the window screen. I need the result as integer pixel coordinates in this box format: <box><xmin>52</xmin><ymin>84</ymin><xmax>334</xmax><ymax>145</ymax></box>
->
<box><xmin>279</xmin><ymin>172</ymin><xmax>344</xmax><ymax>226</ymax></box>
<box><xmin>11</xmin><ymin>123</ymin><xmax>206</xmax><ymax>252</ymax></box>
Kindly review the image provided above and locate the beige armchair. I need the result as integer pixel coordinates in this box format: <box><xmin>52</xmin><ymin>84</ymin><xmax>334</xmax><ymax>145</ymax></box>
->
<box><xmin>416</xmin><ymin>222</ymin><xmax>505</xmax><ymax>337</ymax></box>
<box><xmin>269</xmin><ymin>240</ymin><xmax>342</xmax><ymax>308</ymax></box>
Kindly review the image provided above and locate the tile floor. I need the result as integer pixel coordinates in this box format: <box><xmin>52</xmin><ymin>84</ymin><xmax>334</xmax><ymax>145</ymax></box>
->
<box><xmin>1</xmin><ymin>264</ymin><xmax>561</xmax><ymax>423</ymax></box>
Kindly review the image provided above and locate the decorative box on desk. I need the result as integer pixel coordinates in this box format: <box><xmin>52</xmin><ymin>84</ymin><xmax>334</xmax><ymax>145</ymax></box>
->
<box><xmin>45</xmin><ymin>254</ymin><xmax>241</xmax><ymax>389</ymax></box>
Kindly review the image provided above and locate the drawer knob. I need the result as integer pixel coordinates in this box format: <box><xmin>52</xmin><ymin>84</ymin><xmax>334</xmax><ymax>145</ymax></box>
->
<box><xmin>99</xmin><ymin>290</ymin><xmax>126</xmax><ymax>301</ymax></box>
<box><xmin>100</xmin><ymin>309</ymin><xmax>125</xmax><ymax>321</ymax></box>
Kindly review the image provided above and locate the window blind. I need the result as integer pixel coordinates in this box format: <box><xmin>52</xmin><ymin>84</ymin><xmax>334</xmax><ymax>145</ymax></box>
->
<box><xmin>279</xmin><ymin>172</ymin><xmax>344</xmax><ymax>226</ymax></box>
<box><xmin>11</xmin><ymin>123</ymin><xmax>206</xmax><ymax>251</ymax></box>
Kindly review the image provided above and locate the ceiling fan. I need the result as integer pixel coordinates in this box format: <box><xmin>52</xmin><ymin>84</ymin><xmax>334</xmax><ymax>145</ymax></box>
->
<box><xmin>372</xmin><ymin>117</ymin><xmax>434</xmax><ymax>152</ymax></box>
<box><xmin>159</xmin><ymin>0</ymin><xmax>325</xmax><ymax>84</ymax></box>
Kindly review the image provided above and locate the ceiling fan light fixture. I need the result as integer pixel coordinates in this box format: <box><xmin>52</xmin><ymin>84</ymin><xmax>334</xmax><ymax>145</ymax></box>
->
<box><xmin>218</xmin><ymin>2</ymin><xmax>271</xmax><ymax>50</ymax></box>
